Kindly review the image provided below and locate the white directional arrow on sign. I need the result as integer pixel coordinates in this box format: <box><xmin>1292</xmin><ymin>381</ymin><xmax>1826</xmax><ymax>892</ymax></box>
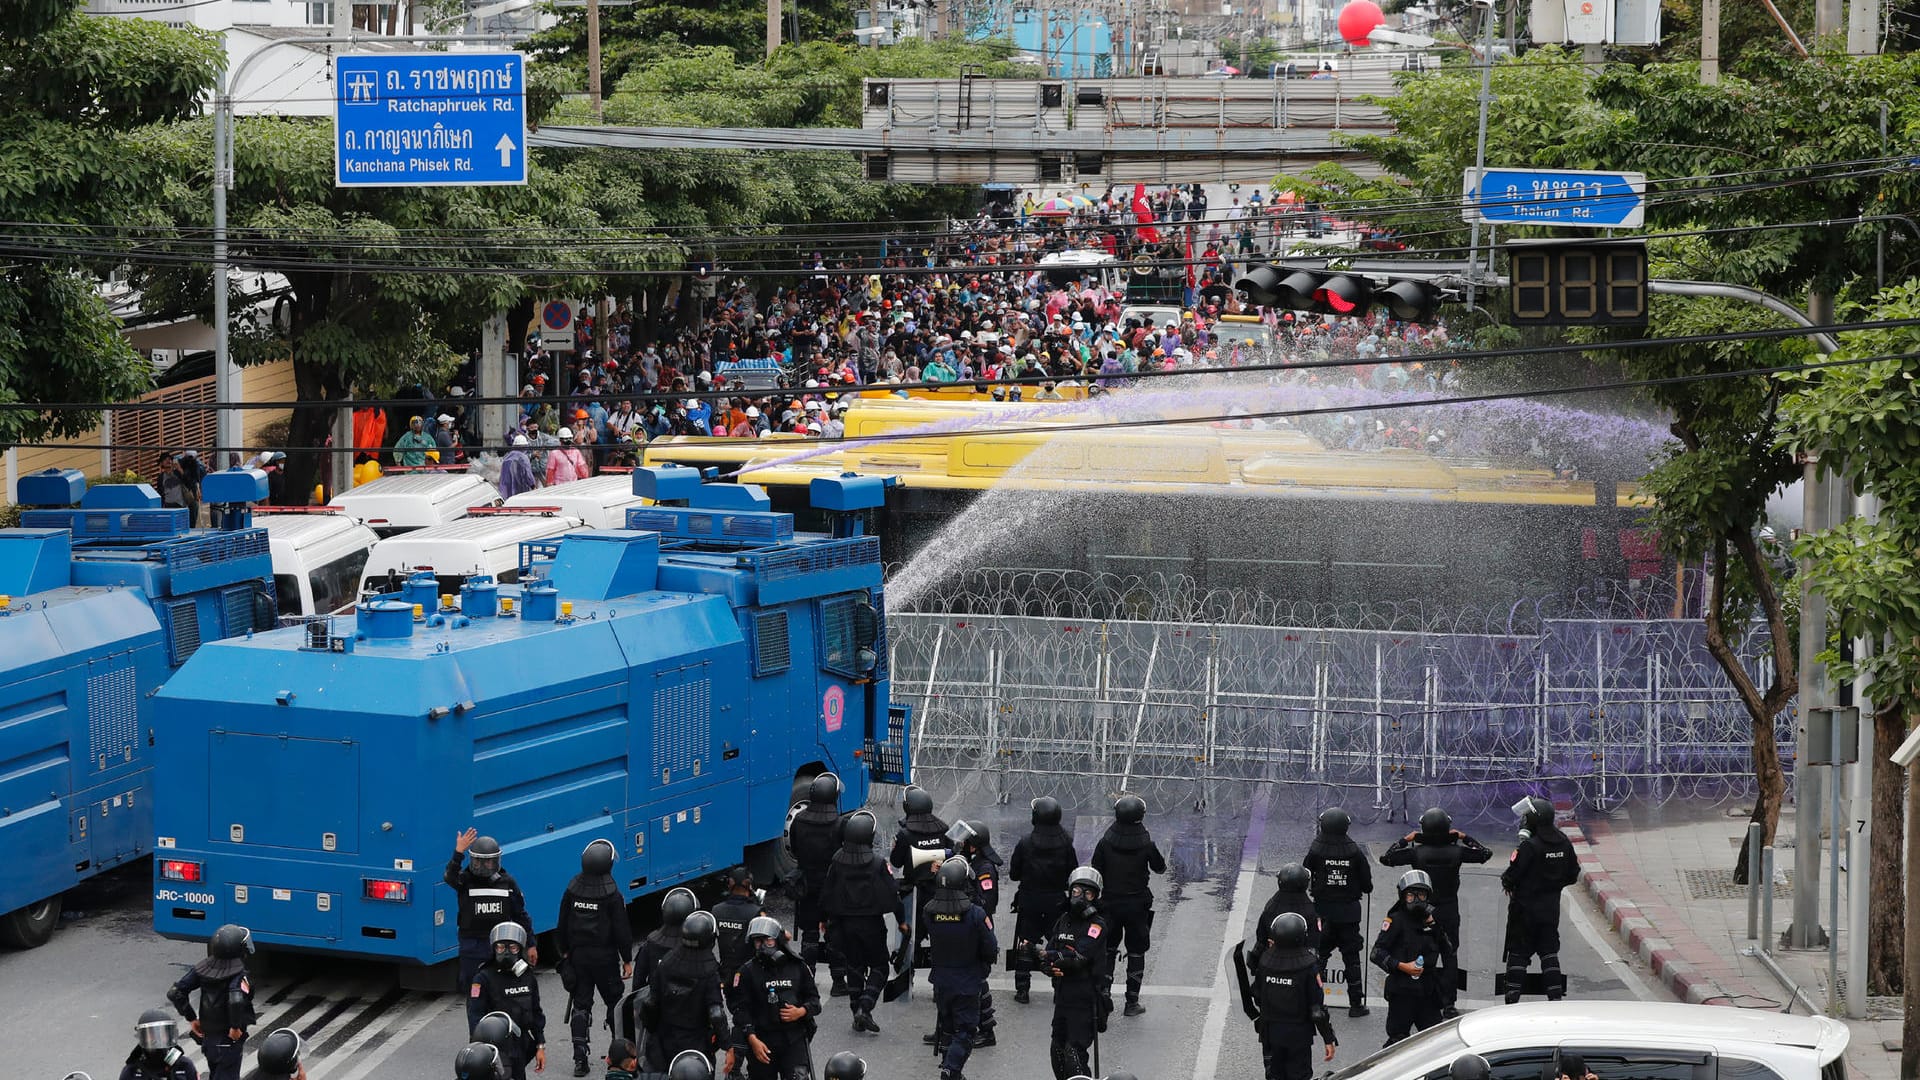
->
<box><xmin>495</xmin><ymin>134</ymin><xmax>517</xmax><ymax>168</ymax></box>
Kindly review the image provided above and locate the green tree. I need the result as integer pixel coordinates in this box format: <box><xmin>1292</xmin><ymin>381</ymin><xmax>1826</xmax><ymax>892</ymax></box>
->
<box><xmin>0</xmin><ymin>0</ymin><xmax>222</xmax><ymax>444</ymax></box>
<box><xmin>526</xmin><ymin>0</ymin><xmax>853</xmax><ymax>83</ymax></box>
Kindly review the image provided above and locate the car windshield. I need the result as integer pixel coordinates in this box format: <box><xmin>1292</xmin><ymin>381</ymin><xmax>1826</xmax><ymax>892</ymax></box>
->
<box><xmin>1328</xmin><ymin>1017</ymin><xmax>1469</xmax><ymax>1080</ymax></box>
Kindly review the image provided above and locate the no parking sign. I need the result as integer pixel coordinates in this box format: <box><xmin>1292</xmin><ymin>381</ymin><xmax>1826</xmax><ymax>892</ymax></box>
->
<box><xmin>539</xmin><ymin>299</ymin><xmax>576</xmax><ymax>352</ymax></box>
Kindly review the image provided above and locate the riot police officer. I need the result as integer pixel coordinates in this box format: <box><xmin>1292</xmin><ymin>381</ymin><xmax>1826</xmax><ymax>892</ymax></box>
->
<box><xmin>120</xmin><ymin>1009</ymin><xmax>195</xmax><ymax>1080</ymax></box>
<box><xmin>712</xmin><ymin>867</ymin><xmax>767</xmax><ymax>1015</ymax></box>
<box><xmin>1091</xmin><ymin>795</ymin><xmax>1167</xmax><ymax>1016</ymax></box>
<box><xmin>1304</xmin><ymin>808</ymin><xmax>1373</xmax><ymax>1017</ymax></box>
<box><xmin>664</xmin><ymin>1050</ymin><xmax>716</xmax><ymax>1080</ymax></box>
<box><xmin>1251</xmin><ymin>863</ymin><xmax>1319</xmax><ymax>966</ymax></box>
<box><xmin>449</xmin><ymin>829</ymin><xmax>536</xmax><ymax>1032</ymax></box>
<box><xmin>254</xmin><ymin>1029</ymin><xmax>305</xmax><ymax>1080</ymax></box>
<box><xmin>1500</xmin><ymin>796</ymin><xmax>1579</xmax><ymax>1004</ymax></box>
<box><xmin>454</xmin><ymin>1041</ymin><xmax>508</xmax><ymax>1080</ymax></box>
<box><xmin>1045</xmin><ymin>866</ymin><xmax>1112</xmax><ymax>1080</ymax></box>
<box><xmin>559</xmin><ymin>838</ymin><xmax>635</xmax><ymax>1076</ymax></box>
<box><xmin>946</xmin><ymin>820</ymin><xmax>1002</xmax><ymax>1046</ymax></box>
<box><xmin>1248</xmin><ymin>913</ymin><xmax>1337</xmax><ymax>1080</ymax></box>
<box><xmin>820</xmin><ymin>810</ymin><xmax>906</xmax><ymax>1035</ymax></box>
<box><xmin>726</xmin><ymin>917</ymin><xmax>821</xmax><ymax>1080</ymax></box>
<box><xmin>1381</xmin><ymin>811</ymin><xmax>1488</xmax><ymax>1016</ymax></box>
<box><xmin>1010</xmin><ymin>795</ymin><xmax>1076</xmax><ymax>1005</ymax></box>
<box><xmin>166</xmin><ymin>923</ymin><xmax>256</xmax><ymax>1080</ymax></box>
<box><xmin>822</xmin><ymin>1051</ymin><xmax>866</xmax><ymax>1080</ymax></box>
<box><xmin>888</xmin><ymin>785</ymin><xmax>951</xmax><ymax>961</ymax></box>
<box><xmin>1370</xmin><ymin>872</ymin><xmax>1447</xmax><ymax>1045</ymax></box>
<box><xmin>621</xmin><ymin>887</ymin><xmax>699</xmax><ymax>1052</ymax></box>
<box><xmin>642</xmin><ymin>910</ymin><xmax>730</xmax><ymax>1070</ymax></box>
<box><xmin>926</xmin><ymin>858</ymin><xmax>998</xmax><ymax>1080</ymax></box>
<box><xmin>473</xmin><ymin>1014</ymin><xmax>532</xmax><ymax>1080</ymax></box>
<box><xmin>472</xmin><ymin>923</ymin><xmax>547</xmax><ymax>1079</ymax></box>
<box><xmin>787</xmin><ymin>773</ymin><xmax>849</xmax><ymax>996</ymax></box>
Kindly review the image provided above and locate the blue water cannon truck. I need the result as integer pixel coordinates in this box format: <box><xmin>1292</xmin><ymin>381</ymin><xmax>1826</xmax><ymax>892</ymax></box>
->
<box><xmin>150</xmin><ymin>467</ymin><xmax>909</xmax><ymax>968</ymax></box>
<box><xmin>0</xmin><ymin>467</ymin><xmax>275</xmax><ymax>947</ymax></box>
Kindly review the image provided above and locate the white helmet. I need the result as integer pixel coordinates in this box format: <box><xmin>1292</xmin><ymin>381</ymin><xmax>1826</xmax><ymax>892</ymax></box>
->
<box><xmin>557</xmin><ymin>426</ymin><xmax>574</xmax><ymax>440</ymax></box>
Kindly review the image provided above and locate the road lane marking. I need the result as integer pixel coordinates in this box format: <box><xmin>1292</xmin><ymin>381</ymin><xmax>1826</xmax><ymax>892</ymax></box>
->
<box><xmin>1194</xmin><ymin>782</ymin><xmax>1275</xmax><ymax>1076</ymax></box>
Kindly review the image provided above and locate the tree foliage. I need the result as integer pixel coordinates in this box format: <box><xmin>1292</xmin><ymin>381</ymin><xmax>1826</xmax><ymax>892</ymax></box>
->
<box><xmin>0</xmin><ymin>1</ymin><xmax>222</xmax><ymax>443</ymax></box>
<box><xmin>525</xmin><ymin>0</ymin><xmax>853</xmax><ymax>83</ymax></box>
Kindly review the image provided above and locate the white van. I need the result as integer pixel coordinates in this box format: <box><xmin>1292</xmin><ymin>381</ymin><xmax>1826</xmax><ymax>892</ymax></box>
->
<box><xmin>328</xmin><ymin>473</ymin><xmax>501</xmax><ymax>537</ymax></box>
<box><xmin>257</xmin><ymin>511</ymin><xmax>381</xmax><ymax>617</ymax></box>
<box><xmin>503</xmin><ymin>474</ymin><xmax>649</xmax><ymax>529</ymax></box>
<box><xmin>357</xmin><ymin>511</ymin><xmax>584</xmax><ymax>599</ymax></box>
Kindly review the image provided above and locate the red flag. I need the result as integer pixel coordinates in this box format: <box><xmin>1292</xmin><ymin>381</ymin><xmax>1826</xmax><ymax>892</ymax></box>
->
<box><xmin>1131</xmin><ymin>183</ymin><xmax>1162</xmax><ymax>245</ymax></box>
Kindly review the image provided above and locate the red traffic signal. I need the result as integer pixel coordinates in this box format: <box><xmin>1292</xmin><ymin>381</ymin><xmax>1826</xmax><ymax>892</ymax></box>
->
<box><xmin>1233</xmin><ymin>264</ymin><xmax>1444</xmax><ymax>324</ymax></box>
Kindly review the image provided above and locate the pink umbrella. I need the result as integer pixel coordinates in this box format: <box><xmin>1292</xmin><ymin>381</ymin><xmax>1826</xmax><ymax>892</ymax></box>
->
<box><xmin>1214</xmin><ymin>64</ymin><xmax>1241</xmax><ymax>75</ymax></box>
<box><xmin>1033</xmin><ymin>197</ymin><xmax>1075</xmax><ymax>216</ymax></box>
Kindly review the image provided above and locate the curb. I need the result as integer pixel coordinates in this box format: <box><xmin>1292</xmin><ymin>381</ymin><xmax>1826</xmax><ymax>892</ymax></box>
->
<box><xmin>1567</xmin><ymin>813</ymin><xmax>1723</xmax><ymax>1007</ymax></box>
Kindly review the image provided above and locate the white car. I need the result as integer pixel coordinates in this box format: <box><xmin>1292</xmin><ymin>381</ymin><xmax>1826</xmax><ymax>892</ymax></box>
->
<box><xmin>1329</xmin><ymin>1002</ymin><xmax>1848</xmax><ymax>1080</ymax></box>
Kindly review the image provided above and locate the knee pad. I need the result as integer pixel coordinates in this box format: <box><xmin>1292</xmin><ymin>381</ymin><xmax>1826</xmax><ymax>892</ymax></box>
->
<box><xmin>1541</xmin><ymin>952</ymin><xmax>1561</xmax><ymax>973</ymax></box>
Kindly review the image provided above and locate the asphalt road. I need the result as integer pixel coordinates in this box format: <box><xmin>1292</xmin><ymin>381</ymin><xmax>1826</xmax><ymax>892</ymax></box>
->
<box><xmin>1</xmin><ymin>775</ymin><xmax>1656</xmax><ymax>1080</ymax></box>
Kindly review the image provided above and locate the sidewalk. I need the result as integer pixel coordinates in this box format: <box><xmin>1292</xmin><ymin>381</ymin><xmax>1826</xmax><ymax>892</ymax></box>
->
<box><xmin>1568</xmin><ymin>804</ymin><xmax>1900</xmax><ymax>1079</ymax></box>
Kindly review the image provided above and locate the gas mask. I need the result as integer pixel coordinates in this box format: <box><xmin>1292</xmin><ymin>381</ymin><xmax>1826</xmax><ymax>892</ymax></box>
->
<box><xmin>1405</xmin><ymin>899</ymin><xmax>1434</xmax><ymax>924</ymax></box>
<box><xmin>149</xmin><ymin>1047</ymin><xmax>185</xmax><ymax>1069</ymax></box>
<box><xmin>493</xmin><ymin>942</ymin><xmax>528</xmax><ymax>977</ymax></box>
<box><xmin>1068</xmin><ymin>885</ymin><xmax>1097</xmax><ymax>918</ymax></box>
<box><xmin>753</xmin><ymin>938</ymin><xmax>781</xmax><ymax>964</ymax></box>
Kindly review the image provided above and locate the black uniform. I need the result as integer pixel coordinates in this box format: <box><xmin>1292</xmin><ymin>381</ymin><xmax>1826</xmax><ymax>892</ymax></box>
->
<box><xmin>926</xmin><ymin>887</ymin><xmax>998</xmax><ymax>1078</ymax></box>
<box><xmin>963</xmin><ymin>841</ymin><xmax>1004</xmax><ymax>1041</ymax></box>
<box><xmin>1304</xmin><ymin>834</ymin><xmax>1372</xmax><ymax>1011</ymax></box>
<box><xmin>1045</xmin><ymin>903</ymin><xmax>1111</xmax><ymax>1080</ymax></box>
<box><xmin>643</xmin><ymin>943</ymin><xmax>729</xmax><ymax>1069</ymax></box>
<box><xmin>820</xmin><ymin>842</ymin><xmax>906</xmax><ymax>1019</ymax></box>
<box><xmin>889</xmin><ymin>810</ymin><xmax>951</xmax><ymax>955</ymax></box>
<box><xmin>557</xmin><ymin>871</ymin><xmax>634</xmax><ymax>1068</ymax></box>
<box><xmin>729</xmin><ymin>945</ymin><xmax>822</xmax><ymax>1080</ymax></box>
<box><xmin>474</xmin><ymin>959</ymin><xmax>548</xmax><ymax>1079</ymax></box>
<box><xmin>1370</xmin><ymin>906</ymin><xmax>1447</xmax><ymax>1045</ymax></box>
<box><xmin>166</xmin><ymin>962</ymin><xmax>255</xmax><ymax>1080</ymax></box>
<box><xmin>1250</xmin><ymin>944</ymin><xmax>1336</xmax><ymax>1080</ymax></box>
<box><xmin>1010</xmin><ymin>822</ymin><xmax>1077</xmax><ymax>997</ymax></box>
<box><xmin>1090</xmin><ymin>821</ymin><xmax>1166</xmax><ymax>1007</ymax></box>
<box><xmin>787</xmin><ymin>802</ymin><xmax>846</xmax><ymax>990</ymax></box>
<box><xmin>1380</xmin><ymin>829</ymin><xmax>1490</xmax><ymax>1011</ymax></box>
<box><xmin>712</xmin><ymin>891</ymin><xmax>766</xmax><ymax>1012</ymax></box>
<box><xmin>1500</xmin><ymin>824</ymin><xmax>1579</xmax><ymax>1001</ymax></box>
<box><xmin>447</xmin><ymin>850</ymin><xmax>536</xmax><ymax>1032</ymax></box>
<box><xmin>1251</xmin><ymin>885</ymin><xmax>1320</xmax><ymax>965</ymax></box>
<box><xmin>120</xmin><ymin>1048</ymin><xmax>199</xmax><ymax>1080</ymax></box>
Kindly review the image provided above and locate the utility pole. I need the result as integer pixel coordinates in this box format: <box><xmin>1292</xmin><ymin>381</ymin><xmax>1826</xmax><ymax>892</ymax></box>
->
<box><xmin>1700</xmin><ymin>0</ymin><xmax>1720</xmax><ymax>83</ymax></box>
<box><xmin>767</xmin><ymin>0</ymin><xmax>781</xmax><ymax>56</ymax></box>
<box><xmin>587</xmin><ymin>0</ymin><xmax>604</xmax><ymax>120</ymax></box>
<box><xmin>1816</xmin><ymin>0</ymin><xmax>1843</xmax><ymax>41</ymax></box>
<box><xmin>1848</xmin><ymin>0</ymin><xmax>1879</xmax><ymax>56</ymax></box>
<box><xmin>1462</xmin><ymin>0</ymin><xmax>1496</xmax><ymax>314</ymax></box>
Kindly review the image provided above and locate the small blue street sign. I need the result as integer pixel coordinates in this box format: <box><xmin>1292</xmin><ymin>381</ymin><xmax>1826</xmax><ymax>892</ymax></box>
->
<box><xmin>334</xmin><ymin>52</ymin><xmax>527</xmax><ymax>188</ymax></box>
<box><xmin>1462</xmin><ymin>167</ymin><xmax>1646</xmax><ymax>229</ymax></box>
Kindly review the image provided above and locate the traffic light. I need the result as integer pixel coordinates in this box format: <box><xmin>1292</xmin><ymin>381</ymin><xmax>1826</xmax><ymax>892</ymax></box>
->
<box><xmin>1505</xmin><ymin>239</ymin><xmax>1648</xmax><ymax>327</ymax></box>
<box><xmin>1233</xmin><ymin>265</ymin><xmax>1446</xmax><ymax>323</ymax></box>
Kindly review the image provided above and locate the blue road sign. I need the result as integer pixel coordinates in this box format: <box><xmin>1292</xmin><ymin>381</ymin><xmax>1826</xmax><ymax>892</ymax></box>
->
<box><xmin>1463</xmin><ymin>167</ymin><xmax>1646</xmax><ymax>229</ymax></box>
<box><xmin>334</xmin><ymin>52</ymin><xmax>527</xmax><ymax>187</ymax></box>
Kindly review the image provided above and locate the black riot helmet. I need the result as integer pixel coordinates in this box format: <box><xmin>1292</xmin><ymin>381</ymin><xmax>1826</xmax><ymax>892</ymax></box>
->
<box><xmin>747</xmin><ymin>915</ymin><xmax>785</xmax><ymax>963</ymax></box>
<box><xmin>210</xmin><ymin>923</ymin><xmax>254</xmax><ymax>960</ymax></box>
<box><xmin>1114</xmin><ymin>794</ymin><xmax>1146</xmax><ymax>825</ymax></box>
<box><xmin>581</xmin><ymin>838</ymin><xmax>616</xmax><ymax>875</ymax></box>
<box><xmin>824</xmin><ymin>1051</ymin><xmax>868</xmax><ymax>1080</ymax></box>
<box><xmin>945</xmin><ymin>819</ymin><xmax>979</xmax><ymax>851</ymax></box>
<box><xmin>660</xmin><ymin>887</ymin><xmax>698</xmax><ymax>933</ymax></box>
<box><xmin>135</xmin><ymin>1008</ymin><xmax>178</xmax><ymax>1056</ymax></box>
<box><xmin>1031</xmin><ymin>795</ymin><xmax>1063</xmax><ymax>827</ymax></box>
<box><xmin>1450</xmin><ymin>1054</ymin><xmax>1492</xmax><ymax>1080</ymax></box>
<box><xmin>1396</xmin><ymin>869</ymin><xmax>1433</xmax><ymax>903</ymax></box>
<box><xmin>468</xmin><ymin>835</ymin><xmax>503</xmax><ymax>879</ymax></box>
<box><xmin>1274</xmin><ymin>862</ymin><xmax>1311</xmax><ymax>893</ymax></box>
<box><xmin>681</xmin><ymin>910</ymin><xmax>718</xmax><ymax>950</ymax></box>
<box><xmin>1269</xmin><ymin>911</ymin><xmax>1310</xmax><ymax>948</ymax></box>
<box><xmin>724</xmin><ymin>865</ymin><xmax>754</xmax><ymax>892</ymax></box>
<box><xmin>473</xmin><ymin>1012</ymin><xmax>520</xmax><ymax>1050</ymax></box>
<box><xmin>807</xmin><ymin>772</ymin><xmax>842</xmax><ymax>807</ymax></box>
<box><xmin>455</xmin><ymin>1042</ymin><xmax>507</xmax><ymax>1080</ymax></box>
<box><xmin>1067</xmin><ymin>865</ymin><xmax>1104</xmax><ymax>899</ymax></box>
<box><xmin>936</xmin><ymin>856</ymin><xmax>973</xmax><ymax>891</ymax></box>
<box><xmin>1514</xmin><ymin>795</ymin><xmax>1554</xmax><ymax>833</ymax></box>
<box><xmin>668</xmin><ymin>1049</ymin><xmax>715</xmax><ymax>1080</ymax></box>
<box><xmin>903</xmin><ymin>785</ymin><xmax>934</xmax><ymax>817</ymax></box>
<box><xmin>1317</xmin><ymin>807</ymin><xmax>1351</xmax><ymax>837</ymax></box>
<box><xmin>841</xmin><ymin>809</ymin><xmax>878</xmax><ymax>847</ymax></box>
<box><xmin>489</xmin><ymin>922</ymin><xmax>529</xmax><ymax>973</ymax></box>
<box><xmin>1420</xmin><ymin>807</ymin><xmax>1453</xmax><ymax>840</ymax></box>
<box><xmin>255</xmin><ymin>1029</ymin><xmax>303</xmax><ymax>1078</ymax></box>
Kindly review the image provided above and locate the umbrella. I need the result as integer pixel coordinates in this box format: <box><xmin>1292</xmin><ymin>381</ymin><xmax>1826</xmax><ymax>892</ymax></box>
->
<box><xmin>1214</xmin><ymin>64</ymin><xmax>1241</xmax><ymax>75</ymax></box>
<box><xmin>1274</xmin><ymin>190</ymin><xmax>1301</xmax><ymax>204</ymax></box>
<box><xmin>1068</xmin><ymin>194</ymin><xmax>1096</xmax><ymax>209</ymax></box>
<box><xmin>1033</xmin><ymin>197</ymin><xmax>1075</xmax><ymax>216</ymax></box>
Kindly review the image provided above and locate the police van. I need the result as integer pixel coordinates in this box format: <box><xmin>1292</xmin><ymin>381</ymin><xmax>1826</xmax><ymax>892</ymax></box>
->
<box><xmin>357</xmin><ymin>510</ymin><xmax>586</xmax><ymax>599</ymax></box>
<box><xmin>256</xmin><ymin>511</ymin><xmax>381</xmax><ymax>617</ymax></box>
<box><xmin>503</xmin><ymin>474</ymin><xmax>649</xmax><ymax>529</ymax></box>
<box><xmin>328</xmin><ymin>472</ymin><xmax>501</xmax><ymax>537</ymax></box>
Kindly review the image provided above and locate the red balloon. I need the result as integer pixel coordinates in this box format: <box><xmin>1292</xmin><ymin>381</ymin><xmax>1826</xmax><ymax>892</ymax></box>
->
<box><xmin>1337</xmin><ymin>0</ymin><xmax>1385</xmax><ymax>46</ymax></box>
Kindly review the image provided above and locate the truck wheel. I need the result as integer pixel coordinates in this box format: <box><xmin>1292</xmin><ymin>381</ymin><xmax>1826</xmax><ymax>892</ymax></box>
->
<box><xmin>0</xmin><ymin>896</ymin><xmax>62</xmax><ymax>949</ymax></box>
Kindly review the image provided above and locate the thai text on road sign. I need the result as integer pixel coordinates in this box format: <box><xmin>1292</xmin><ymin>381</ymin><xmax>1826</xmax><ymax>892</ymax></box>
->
<box><xmin>335</xmin><ymin>52</ymin><xmax>527</xmax><ymax>188</ymax></box>
<box><xmin>1462</xmin><ymin>167</ymin><xmax>1646</xmax><ymax>229</ymax></box>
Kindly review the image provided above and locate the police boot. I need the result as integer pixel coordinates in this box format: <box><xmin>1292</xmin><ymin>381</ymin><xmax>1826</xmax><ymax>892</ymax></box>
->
<box><xmin>1348</xmin><ymin>980</ymin><xmax>1369</xmax><ymax>1017</ymax></box>
<box><xmin>853</xmin><ymin>1008</ymin><xmax>880</xmax><ymax>1035</ymax></box>
<box><xmin>573</xmin><ymin>1059</ymin><xmax>590</xmax><ymax>1077</ymax></box>
<box><xmin>1503</xmin><ymin>955</ymin><xmax>1527</xmax><ymax>1005</ymax></box>
<box><xmin>972</xmin><ymin>1028</ymin><xmax>996</xmax><ymax>1048</ymax></box>
<box><xmin>1013</xmin><ymin>970</ymin><xmax>1032</xmax><ymax>1004</ymax></box>
<box><xmin>1543</xmin><ymin>955</ymin><xmax>1565</xmax><ymax>1001</ymax></box>
<box><xmin>1123</xmin><ymin>953</ymin><xmax>1147</xmax><ymax>1015</ymax></box>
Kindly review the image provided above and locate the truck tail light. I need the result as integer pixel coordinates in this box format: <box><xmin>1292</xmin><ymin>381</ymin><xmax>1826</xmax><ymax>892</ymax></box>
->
<box><xmin>161</xmin><ymin>859</ymin><xmax>203</xmax><ymax>883</ymax></box>
<box><xmin>363</xmin><ymin>878</ymin><xmax>410</xmax><ymax>903</ymax></box>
